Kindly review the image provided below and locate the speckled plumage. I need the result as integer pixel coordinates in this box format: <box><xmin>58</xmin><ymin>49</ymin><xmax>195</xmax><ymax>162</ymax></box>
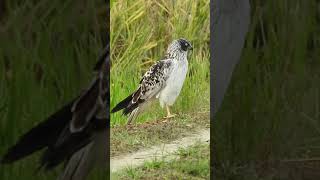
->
<box><xmin>112</xmin><ymin>38</ymin><xmax>193</xmax><ymax>124</ymax></box>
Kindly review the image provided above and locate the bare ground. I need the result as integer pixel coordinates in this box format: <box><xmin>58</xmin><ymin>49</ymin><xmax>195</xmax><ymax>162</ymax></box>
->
<box><xmin>111</xmin><ymin>128</ymin><xmax>210</xmax><ymax>173</ymax></box>
<box><xmin>111</xmin><ymin>110</ymin><xmax>210</xmax><ymax>157</ymax></box>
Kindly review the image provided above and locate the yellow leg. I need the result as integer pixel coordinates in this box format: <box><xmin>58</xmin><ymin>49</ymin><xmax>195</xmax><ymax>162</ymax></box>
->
<box><xmin>164</xmin><ymin>105</ymin><xmax>176</xmax><ymax>119</ymax></box>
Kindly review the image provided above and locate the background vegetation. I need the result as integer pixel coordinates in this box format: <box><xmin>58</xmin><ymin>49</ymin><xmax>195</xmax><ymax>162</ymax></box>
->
<box><xmin>110</xmin><ymin>0</ymin><xmax>210</xmax><ymax>126</ymax></box>
<box><xmin>213</xmin><ymin>0</ymin><xmax>320</xmax><ymax>179</ymax></box>
<box><xmin>0</xmin><ymin>0</ymin><xmax>107</xmax><ymax>179</ymax></box>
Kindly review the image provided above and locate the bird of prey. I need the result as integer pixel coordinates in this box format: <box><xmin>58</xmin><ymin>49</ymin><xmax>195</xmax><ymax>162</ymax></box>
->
<box><xmin>1</xmin><ymin>47</ymin><xmax>109</xmax><ymax>180</ymax></box>
<box><xmin>112</xmin><ymin>38</ymin><xmax>193</xmax><ymax>124</ymax></box>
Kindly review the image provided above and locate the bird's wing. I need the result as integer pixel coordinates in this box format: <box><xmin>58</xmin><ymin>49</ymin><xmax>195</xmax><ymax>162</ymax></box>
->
<box><xmin>70</xmin><ymin>47</ymin><xmax>109</xmax><ymax>133</ymax></box>
<box><xmin>0</xmin><ymin>101</ymin><xmax>74</xmax><ymax>164</ymax></box>
<box><xmin>53</xmin><ymin>48</ymin><xmax>109</xmax><ymax>180</ymax></box>
<box><xmin>1</xmin><ymin>47</ymin><xmax>109</xmax><ymax>180</ymax></box>
<box><xmin>138</xmin><ymin>59</ymin><xmax>174</xmax><ymax>100</ymax></box>
<box><xmin>112</xmin><ymin>59</ymin><xmax>174</xmax><ymax>115</ymax></box>
<box><xmin>69</xmin><ymin>77</ymin><xmax>100</xmax><ymax>132</ymax></box>
<box><xmin>41</xmin><ymin>47</ymin><xmax>109</xmax><ymax>171</ymax></box>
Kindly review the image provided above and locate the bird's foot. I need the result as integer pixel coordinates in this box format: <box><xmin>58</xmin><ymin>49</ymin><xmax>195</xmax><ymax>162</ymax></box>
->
<box><xmin>163</xmin><ymin>113</ymin><xmax>177</xmax><ymax>119</ymax></box>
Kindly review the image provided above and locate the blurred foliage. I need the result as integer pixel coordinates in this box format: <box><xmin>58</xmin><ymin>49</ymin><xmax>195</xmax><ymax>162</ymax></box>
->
<box><xmin>213</xmin><ymin>0</ymin><xmax>320</xmax><ymax>179</ymax></box>
<box><xmin>0</xmin><ymin>0</ymin><xmax>107</xmax><ymax>179</ymax></box>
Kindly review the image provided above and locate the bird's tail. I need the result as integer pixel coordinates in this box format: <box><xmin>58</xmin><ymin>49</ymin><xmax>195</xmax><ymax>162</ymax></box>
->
<box><xmin>58</xmin><ymin>131</ymin><xmax>106</xmax><ymax>180</ymax></box>
<box><xmin>112</xmin><ymin>88</ymin><xmax>145</xmax><ymax>124</ymax></box>
<box><xmin>111</xmin><ymin>87</ymin><xmax>144</xmax><ymax>115</ymax></box>
<box><xmin>127</xmin><ymin>107</ymin><xmax>140</xmax><ymax>125</ymax></box>
<box><xmin>58</xmin><ymin>142</ymin><xmax>93</xmax><ymax>180</ymax></box>
<box><xmin>111</xmin><ymin>93</ymin><xmax>133</xmax><ymax>113</ymax></box>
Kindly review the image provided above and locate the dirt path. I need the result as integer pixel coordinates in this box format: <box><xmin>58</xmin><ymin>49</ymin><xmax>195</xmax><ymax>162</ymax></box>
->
<box><xmin>110</xmin><ymin>128</ymin><xmax>210</xmax><ymax>173</ymax></box>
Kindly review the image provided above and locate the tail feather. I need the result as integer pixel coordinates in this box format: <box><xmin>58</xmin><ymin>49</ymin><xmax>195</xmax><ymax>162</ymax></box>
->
<box><xmin>40</xmin><ymin>128</ymin><xmax>92</xmax><ymax>170</ymax></box>
<box><xmin>123</xmin><ymin>99</ymin><xmax>144</xmax><ymax>115</ymax></box>
<box><xmin>58</xmin><ymin>142</ymin><xmax>94</xmax><ymax>180</ymax></box>
<box><xmin>112</xmin><ymin>88</ymin><xmax>146</xmax><ymax>123</ymax></box>
<box><xmin>112</xmin><ymin>88</ymin><xmax>145</xmax><ymax>115</ymax></box>
<box><xmin>111</xmin><ymin>93</ymin><xmax>133</xmax><ymax>113</ymax></box>
<box><xmin>40</xmin><ymin>116</ymin><xmax>104</xmax><ymax>170</ymax></box>
<box><xmin>58</xmin><ymin>131</ymin><xmax>106</xmax><ymax>180</ymax></box>
<box><xmin>127</xmin><ymin>107</ymin><xmax>140</xmax><ymax>125</ymax></box>
<box><xmin>1</xmin><ymin>101</ymin><xmax>74</xmax><ymax>164</ymax></box>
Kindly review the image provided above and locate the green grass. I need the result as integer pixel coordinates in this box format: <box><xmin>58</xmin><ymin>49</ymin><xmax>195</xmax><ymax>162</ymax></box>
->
<box><xmin>213</xmin><ymin>0</ymin><xmax>320</xmax><ymax>179</ymax></box>
<box><xmin>0</xmin><ymin>0</ymin><xmax>107</xmax><ymax>179</ymax></box>
<box><xmin>110</xmin><ymin>0</ymin><xmax>210</xmax><ymax>126</ymax></box>
<box><xmin>113</xmin><ymin>142</ymin><xmax>209</xmax><ymax>180</ymax></box>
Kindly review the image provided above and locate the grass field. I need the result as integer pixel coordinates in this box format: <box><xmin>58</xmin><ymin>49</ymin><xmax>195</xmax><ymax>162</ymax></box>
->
<box><xmin>110</xmin><ymin>0</ymin><xmax>210</xmax><ymax>126</ymax></box>
<box><xmin>0</xmin><ymin>0</ymin><xmax>107</xmax><ymax>179</ymax></box>
<box><xmin>213</xmin><ymin>0</ymin><xmax>320</xmax><ymax>179</ymax></box>
<box><xmin>113</xmin><ymin>142</ymin><xmax>209</xmax><ymax>180</ymax></box>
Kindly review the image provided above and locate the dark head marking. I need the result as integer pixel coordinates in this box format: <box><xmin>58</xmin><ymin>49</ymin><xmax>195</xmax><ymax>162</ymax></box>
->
<box><xmin>178</xmin><ymin>38</ymin><xmax>193</xmax><ymax>51</ymax></box>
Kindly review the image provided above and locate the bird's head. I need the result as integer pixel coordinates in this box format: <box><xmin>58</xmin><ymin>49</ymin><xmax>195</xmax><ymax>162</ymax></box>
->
<box><xmin>177</xmin><ymin>38</ymin><xmax>193</xmax><ymax>51</ymax></box>
<box><xmin>166</xmin><ymin>38</ymin><xmax>193</xmax><ymax>58</ymax></box>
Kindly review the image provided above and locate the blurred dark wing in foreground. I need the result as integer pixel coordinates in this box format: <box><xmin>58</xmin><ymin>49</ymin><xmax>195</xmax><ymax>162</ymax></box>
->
<box><xmin>1</xmin><ymin>47</ymin><xmax>109</xmax><ymax>180</ymax></box>
<box><xmin>1</xmin><ymin>101</ymin><xmax>74</xmax><ymax>164</ymax></box>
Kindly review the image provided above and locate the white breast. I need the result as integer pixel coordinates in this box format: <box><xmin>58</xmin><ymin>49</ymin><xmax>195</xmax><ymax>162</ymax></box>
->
<box><xmin>158</xmin><ymin>59</ymin><xmax>188</xmax><ymax>107</ymax></box>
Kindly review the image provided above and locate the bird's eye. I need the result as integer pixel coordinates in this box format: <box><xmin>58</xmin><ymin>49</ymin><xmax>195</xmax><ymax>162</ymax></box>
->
<box><xmin>185</xmin><ymin>43</ymin><xmax>188</xmax><ymax>46</ymax></box>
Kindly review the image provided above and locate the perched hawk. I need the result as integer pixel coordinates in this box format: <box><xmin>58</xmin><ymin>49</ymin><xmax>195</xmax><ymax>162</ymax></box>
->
<box><xmin>112</xmin><ymin>38</ymin><xmax>193</xmax><ymax>124</ymax></box>
<box><xmin>1</xmin><ymin>47</ymin><xmax>109</xmax><ymax>180</ymax></box>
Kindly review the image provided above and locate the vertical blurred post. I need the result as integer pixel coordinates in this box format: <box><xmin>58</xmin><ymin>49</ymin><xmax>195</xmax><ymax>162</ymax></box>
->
<box><xmin>211</xmin><ymin>0</ymin><xmax>250</xmax><ymax>116</ymax></box>
<box><xmin>211</xmin><ymin>0</ymin><xmax>250</xmax><ymax>176</ymax></box>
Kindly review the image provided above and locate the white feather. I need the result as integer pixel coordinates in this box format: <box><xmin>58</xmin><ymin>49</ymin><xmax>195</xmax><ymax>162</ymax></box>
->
<box><xmin>158</xmin><ymin>54</ymin><xmax>188</xmax><ymax>107</ymax></box>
